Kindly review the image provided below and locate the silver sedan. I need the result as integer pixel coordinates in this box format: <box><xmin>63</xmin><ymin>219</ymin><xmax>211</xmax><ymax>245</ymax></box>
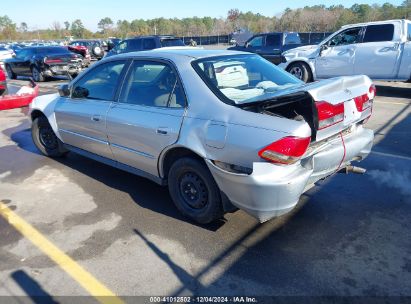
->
<box><xmin>30</xmin><ymin>49</ymin><xmax>375</xmax><ymax>223</ymax></box>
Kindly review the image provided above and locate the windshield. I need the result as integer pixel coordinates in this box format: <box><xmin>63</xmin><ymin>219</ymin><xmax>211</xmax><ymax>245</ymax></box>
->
<box><xmin>160</xmin><ymin>38</ymin><xmax>185</xmax><ymax>47</ymax></box>
<box><xmin>193</xmin><ymin>54</ymin><xmax>303</xmax><ymax>104</ymax></box>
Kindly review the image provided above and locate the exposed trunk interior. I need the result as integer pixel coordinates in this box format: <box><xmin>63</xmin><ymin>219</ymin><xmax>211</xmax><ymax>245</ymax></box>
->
<box><xmin>239</xmin><ymin>91</ymin><xmax>318</xmax><ymax>141</ymax></box>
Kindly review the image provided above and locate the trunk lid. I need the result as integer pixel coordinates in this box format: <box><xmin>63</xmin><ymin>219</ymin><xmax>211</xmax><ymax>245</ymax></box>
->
<box><xmin>240</xmin><ymin>75</ymin><xmax>374</xmax><ymax>143</ymax></box>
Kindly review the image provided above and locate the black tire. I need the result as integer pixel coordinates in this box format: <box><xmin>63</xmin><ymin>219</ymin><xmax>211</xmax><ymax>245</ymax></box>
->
<box><xmin>32</xmin><ymin>116</ymin><xmax>68</xmax><ymax>157</ymax></box>
<box><xmin>168</xmin><ymin>157</ymin><xmax>223</xmax><ymax>224</ymax></box>
<box><xmin>31</xmin><ymin>66</ymin><xmax>45</xmax><ymax>82</ymax></box>
<box><xmin>5</xmin><ymin>64</ymin><xmax>16</xmax><ymax>79</ymax></box>
<box><xmin>287</xmin><ymin>62</ymin><xmax>313</xmax><ymax>83</ymax></box>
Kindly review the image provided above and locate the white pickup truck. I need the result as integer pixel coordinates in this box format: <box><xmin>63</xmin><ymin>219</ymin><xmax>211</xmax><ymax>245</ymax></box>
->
<box><xmin>279</xmin><ymin>19</ymin><xmax>411</xmax><ymax>82</ymax></box>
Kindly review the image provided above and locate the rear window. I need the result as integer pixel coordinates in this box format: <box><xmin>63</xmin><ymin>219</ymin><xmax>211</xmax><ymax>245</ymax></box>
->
<box><xmin>193</xmin><ymin>54</ymin><xmax>302</xmax><ymax>105</ymax></box>
<box><xmin>160</xmin><ymin>38</ymin><xmax>185</xmax><ymax>47</ymax></box>
<box><xmin>363</xmin><ymin>24</ymin><xmax>394</xmax><ymax>43</ymax></box>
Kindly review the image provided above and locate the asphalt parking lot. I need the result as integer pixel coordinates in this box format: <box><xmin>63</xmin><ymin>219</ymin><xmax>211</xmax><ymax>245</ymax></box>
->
<box><xmin>0</xmin><ymin>78</ymin><xmax>410</xmax><ymax>302</ymax></box>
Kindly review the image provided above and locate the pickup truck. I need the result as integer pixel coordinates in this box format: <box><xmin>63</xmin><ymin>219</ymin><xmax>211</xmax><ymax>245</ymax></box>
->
<box><xmin>228</xmin><ymin>32</ymin><xmax>302</xmax><ymax>65</ymax></box>
<box><xmin>279</xmin><ymin>19</ymin><xmax>411</xmax><ymax>82</ymax></box>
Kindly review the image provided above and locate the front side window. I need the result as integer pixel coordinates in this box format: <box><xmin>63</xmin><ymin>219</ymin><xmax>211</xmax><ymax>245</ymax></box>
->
<box><xmin>363</xmin><ymin>24</ymin><xmax>394</xmax><ymax>43</ymax></box>
<box><xmin>248</xmin><ymin>36</ymin><xmax>263</xmax><ymax>47</ymax></box>
<box><xmin>328</xmin><ymin>27</ymin><xmax>362</xmax><ymax>47</ymax></box>
<box><xmin>407</xmin><ymin>23</ymin><xmax>411</xmax><ymax>41</ymax></box>
<box><xmin>119</xmin><ymin>61</ymin><xmax>185</xmax><ymax>108</ymax></box>
<box><xmin>193</xmin><ymin>54</ymin><xmax>302</xmax><ymax>104</ymax></box>
<box><xmin>72</xmin><ymin>61</ymin><xmax>125</xmax><ymax>100</ymax></box>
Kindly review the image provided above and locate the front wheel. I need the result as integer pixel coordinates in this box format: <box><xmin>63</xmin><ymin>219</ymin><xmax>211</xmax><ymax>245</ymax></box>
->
<box><xmin>32</xmin><ymin>116</ymin><xmax>68</xmax><ymax>157</ymax></box>
<box><xmin>287</xmin><ymin>62</ymin><xmax>313</xmax><ymax>83</ymax></box>
<box><xmin>168</xmin><ymin>157</ymin><xmax>223</xmax><ymax>224</ymax></box>
<box><xmin>31</xmin><ymin>66</ymin><xmax>45</xmax><ymax>82</ymax></box>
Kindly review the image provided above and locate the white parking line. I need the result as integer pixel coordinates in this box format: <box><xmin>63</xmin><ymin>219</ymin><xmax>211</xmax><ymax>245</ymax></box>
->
<box><xmin>374</xmin><ymin>100</ymin><xmax>410</xmax><ymax>106</ymax></box>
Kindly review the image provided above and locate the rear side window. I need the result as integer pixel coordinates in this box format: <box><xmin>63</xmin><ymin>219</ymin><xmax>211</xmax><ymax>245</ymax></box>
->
<box><xmin>363</xmin><ymin>24</ymin><xmax>394</xmax><ymax>43</ymax></box>
<box><xmin>143</xmin><ymin>39</ymin><xmax>156</xmax><ymax>50</ymax></box>
<box><xmin>408</xmin><ymin>23</ymin><xmax>411</xmax><ymax>41</ymax></box>
<box><xmin>160</xmin><ymin>39</ymin><xmax>185</xmax><ymax>47</ymax></box>
<box><xmin>266</xmin><ymin>34</ymin><xmax>281</xmax><ymax>47</ymax></box>
<box><xmin>119</xmin><ymin>61</ymin><xmax>185</xmax><ymax>108</ymax></box>
<box><xmin>127</xmin><ymin>39</ymin><xmax>142</xmax><ymax>51</ymax></box>
<box><xmin>284</xmin><ymin>33</ymin><xmax>301</xmax><ymax>45</ymax></box>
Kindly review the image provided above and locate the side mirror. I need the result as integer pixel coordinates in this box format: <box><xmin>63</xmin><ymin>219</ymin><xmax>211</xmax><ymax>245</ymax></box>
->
<box><xmin>245</xmin><ymin>42</ymin><xmax>250</xmax><ymax>48</ymax></box>
<box><xmin>72</xmin><ymin>86</ymin><xmax>89</xmax><ymax>99</ymax></box>
<box><xmin>58</xmin><ymin>84</ymin><xmax>71</xmax><ymax>97</ymax></box>
<box><xmin>319</xmin><ymin>44</ymin><xmax>329</xmax><ymax>56</ymax></box>
<box><xmin>12</xmin><ymin>53</ymin><xmax>16</xmax><ymax>58</ymax></box>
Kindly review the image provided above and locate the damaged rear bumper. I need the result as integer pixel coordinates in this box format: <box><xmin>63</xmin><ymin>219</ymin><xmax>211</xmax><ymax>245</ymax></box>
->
<box><xmin>207</xmin><ymin>126</ymin><xmax>374</xmax><ymax>222</ymax></box>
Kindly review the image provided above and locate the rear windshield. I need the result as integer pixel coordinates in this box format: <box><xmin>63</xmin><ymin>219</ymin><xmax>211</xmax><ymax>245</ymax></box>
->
<box><xmin>193</xmin><ymin>54</ymin><xmax>302</xmax><ymax>104</ymax></box>
<box><xmin>160</xmin><ymin>38</ymin><xmax>185</xmax><ymax>47</ymax></box>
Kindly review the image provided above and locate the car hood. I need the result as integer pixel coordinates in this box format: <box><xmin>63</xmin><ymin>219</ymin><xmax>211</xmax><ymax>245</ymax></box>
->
<box><xmin>282</xmin><ymin>44</ymin><xmax>320</xmax><ymax>58</ymax></box>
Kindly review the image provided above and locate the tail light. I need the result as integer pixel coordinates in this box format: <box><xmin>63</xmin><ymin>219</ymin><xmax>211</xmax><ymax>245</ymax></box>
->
<box><xmin>354</xmin><ymin>84</ymin><xmax>375</xmax><ymax>112</ymax></box>
<box><xmin>44</xmin><ymin>57</ymin><xmax>63</xmax><ymax>64</ymax></box>
<box><xmin>316</xmin><ymin>101</ymin><xmax>345</xmax><ymax>130</ymax></box>
<box><xmin>258</xmin><ymin>136</ymin><xmax>311</xmax><ymax>165</ymax></box>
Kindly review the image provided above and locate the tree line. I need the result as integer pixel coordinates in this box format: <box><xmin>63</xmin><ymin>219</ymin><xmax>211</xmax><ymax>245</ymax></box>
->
<box><xmin>0</xmin><ymin>1</ymin><xmax>410</xmax><ymax>41</ymax></box>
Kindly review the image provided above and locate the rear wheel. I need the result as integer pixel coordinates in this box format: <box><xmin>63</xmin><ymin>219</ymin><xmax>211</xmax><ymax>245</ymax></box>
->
<box><xmin>168</xmin><ymin>157</ymin><xmax>223</xmax><ymax>224</ymax></box>
<box><xmin>32</xmin><ymin>116</ymin><xmax>68</xmax><ymax>157</ymax></box>
<box><xmin>5</xmin><ymin>64</ymin><xmax>16</xmax><ymax>79</ymax></box>
<box><xmin>31</xmin><ymin>66</ymin><xmax>45</xmax><ymax>82</ymax></box>
<box><xmin>287</xmin><ymin>62</ymin><xmax>313</xmax><ymax>83</ymax></box>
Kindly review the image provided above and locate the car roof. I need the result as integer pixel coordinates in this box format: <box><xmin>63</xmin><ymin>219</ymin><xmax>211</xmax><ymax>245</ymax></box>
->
<box><xmin>112</xmin><ymin>48</ymin><xmax>250</xmax><ymax>60</ymax></box>
<box><xmin>341</xmin><ymin>19</ymin><xmax>409</xmax><ymax>29</ymax></box>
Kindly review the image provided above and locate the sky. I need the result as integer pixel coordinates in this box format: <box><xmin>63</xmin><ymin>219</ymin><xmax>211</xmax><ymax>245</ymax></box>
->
<box><xmin>3</xmin><ymin>0</ymin><xmax>405</xmax><ymax>31</ymax></box>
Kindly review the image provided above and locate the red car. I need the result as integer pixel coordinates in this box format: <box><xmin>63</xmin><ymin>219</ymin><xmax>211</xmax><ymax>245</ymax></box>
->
<box><xmin>0</xmin><ymin>65</ymin><xmax>7</xmax><ymax>96</ymax></box>
<box><xmin>66</xmin><ymin>43</ymin><xmax>91</xmax><ymax>67</ymax></box>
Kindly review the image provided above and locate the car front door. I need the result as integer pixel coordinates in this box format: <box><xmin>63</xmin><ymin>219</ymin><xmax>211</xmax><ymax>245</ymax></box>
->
<box><xmin>315</xmin><ymin>27</ymin><xmax>363</xmax><ymax>78</ymax></box>
<box><xmin>54</xmin><ymin>60</ymin><xmax>128</xmax><ymax>159</ymax></box>
<box><xmin>106</xmin><ymin>60</ymin><xmax>186</xmax><ymax>177</ymax></box>
<box><xmin>353</xmin><ymin>23</ymin><xmax>399</xmax><ymax>79</ymax></box>
<box><xmin>12</xmin><ymin>48</ymin><xmax>32</xmax><ymax>75</ymax></box>
<box><xmin>261</xmin><ymin>33</ymin><xmax>282</xmax><ymax>64</ymax></box>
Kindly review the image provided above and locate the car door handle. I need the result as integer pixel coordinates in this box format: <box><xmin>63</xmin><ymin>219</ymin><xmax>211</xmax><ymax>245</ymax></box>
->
<box><xmin>91</xmin><ymin>115</ymin><xmax>101</xmax><ymax>122</ymax></box>
<box><xmin>156</xmin><ymin>127</ymin><xmax>170</xmax><ymax>135</ymax></box>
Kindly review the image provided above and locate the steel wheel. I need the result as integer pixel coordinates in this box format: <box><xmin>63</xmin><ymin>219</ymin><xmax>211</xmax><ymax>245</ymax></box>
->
<box><xmin>179</xmin><ymin>172</ymin><xmax>208</xmax><ymax>209</ymax></box>
<box><xmin>39</xmin><ymin>125</ymin><xmax>58</xmax><ymax>150</ymax></box>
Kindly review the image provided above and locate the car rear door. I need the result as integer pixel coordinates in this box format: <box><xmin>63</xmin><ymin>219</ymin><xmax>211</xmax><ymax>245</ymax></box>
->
<box><xmin>353</xmin><ymin>23</ymin><xmax>400</xmax><ymax>79</ymax></box>
<box><xmin>106</xmin><ymin>59</ymin><xmax>186</xmax><ymax>177</ymax></box>
<box><xmin>54</xmin><ymin>60</ymin><xmax>128</xmax><ymax>159</ymax></box>
<box><xmin>315</xmin><ymin>27</ymin><xmax>363</xmax><ymax>78</ymax></box>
